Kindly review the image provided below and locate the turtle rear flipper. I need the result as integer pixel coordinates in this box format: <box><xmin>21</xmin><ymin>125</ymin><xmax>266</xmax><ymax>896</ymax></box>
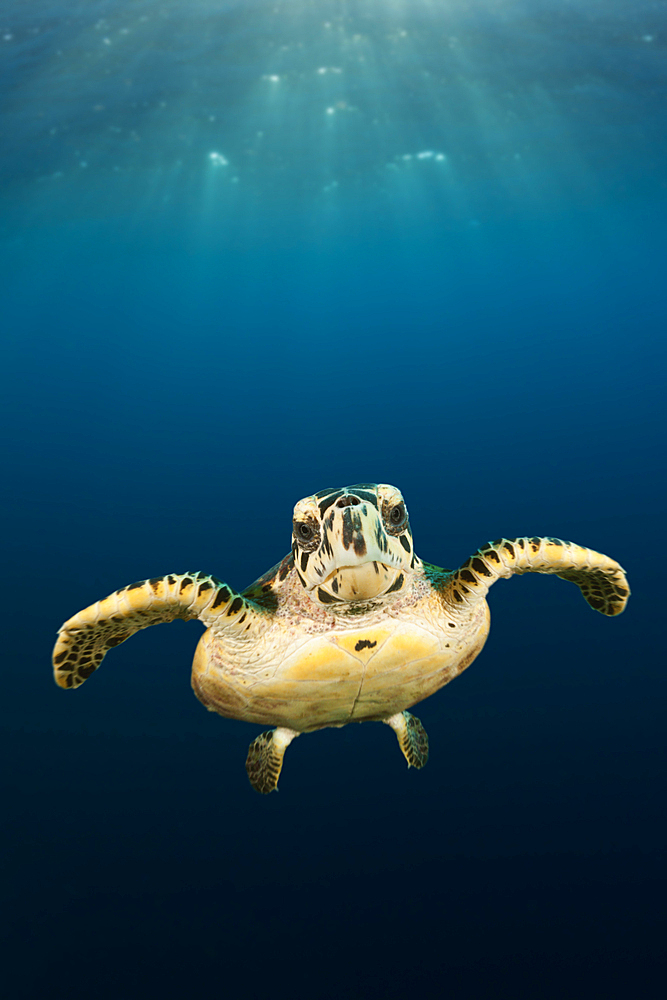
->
<box><xmin>385</xmin><ymin>710</ymin><xmax>429</xmax><ymax>769</ymax></box>
<box><xmin>53</xmin><ymin>572</ymin><xmax>257</xmax><ymax>689</ymax></box>
<box><xmin>245</xmin><ymin>728</ymin><xmax>299</xmax><ymax>794</ymax></box>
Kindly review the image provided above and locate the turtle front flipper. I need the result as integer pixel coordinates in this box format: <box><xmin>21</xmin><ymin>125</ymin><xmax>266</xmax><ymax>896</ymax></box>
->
<box><xmin>445</xmin><ymin>537</ymin><xmax>629</xmax><ymax>616</ymax></box>
<box><xmin>385</xmin><ymin>711</ymin><xmax>429</xmax><ymax>769</ymax></box>
<box><xmin>245</xmin><ymin>728</ymin><xmax>299</xmax><ymax>794</ymax></box>
<box><xmin>53</xmin><ymin>572</ymin><xmax>258</xmax><ymax>689</ymax></box>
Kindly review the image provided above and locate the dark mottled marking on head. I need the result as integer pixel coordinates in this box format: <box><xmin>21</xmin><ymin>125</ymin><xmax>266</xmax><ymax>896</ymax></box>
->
<box><xmin>386</xmin><ymin>573</ymin><xmax>405</xmax><ymax>594</ymax></box>
<box><xmin>341</xmin><ymin>509</ymin><xmax>355</xmax><ymax>550</ymax></box>
<box><xmin>106</xmin><ymin>633</ymin><xmax>129</xmax><ymax>647</ymax></box>
<box><xmin>227</xmin><ymin>597</ymin><xmax>244</xmax><ymax>615</ymax></box>
<box><xmin>300</xmin><ymin>551</ymin><xmax>309</xmax><ymax>573</ymax></box>
<box><xmin>238</xmin><ymin>612</ymin><xmax>247</xmax><ymax>625</ymax></box>
<box><xmin>453</xmin><ymin>589</ymin><xmax>463</xmax><ymax>602</ymax></box>
<box><xmin>503</xmin><ymin>542</ymin><xmax>515</xmax><ymax>557</ymax></box>
<box><xmin>211</xmin><ymin>586</ymin><xmax>231</xmax><ymax>609</ymax></box>
<box><xmin>317</xmin><ymin>587</ymin><xmax>343</xmax><ymax>604</ymax></box>
<box><xmin>296</xmin><ymin>569</ymin><xmax>307</xmax><ymax>587</ymax></box>
<box><xmin>459</xmin><ymin>585</ymin><xmax>469</xmax><ymax>594</ymax></box>
<box><xmin>410</xmin><ymin>554</ymin><xmax>416</xmax><ymax>568</ymax></box>
<box><xmin>336</xmin><ymin>495</ymin><xmax>361</xmax><ymax>509</ymax></box>
<box><xmin>262</xmin><ymin>583</ymin><xmax>272</xmax><ymax>592</ymax></box>
<box><xmin>459</xmin><ymin>569</ymin><xmax>476</xmax><ymax>584</ymax></box>
<box><xmin>318</xmin><ymin>490</ymin><xmax>345</xmax><ymax>516</ymax></box>
<box><xmin>373</xmin><ymin>562</ymin><xmax>379</xmax><ymax>574</ymax></box>
<box><xmin>346</xmin><ymin>488</ymin><xmax>379</xmax><ymax>507</ymax></box>
<box><xmin>342</xmin><ymin>507</ymin><xmax>366</xmax><ymax>552</ymax></box>
<box><xmin>180</xmin><ymin>577</ymin><xmax>193</xmax><ymax>592</ymax></box>
<box><xmin>320</xmin><ymin>531</ymin><xmax>333</xmax><ymax>558</ymax></box>
<box><xmin>353</xmin><ymin>523</ymin><xmax>367</xmax><ymax>557</ymax></box>
<box><xmin>355</xmin><ymin>639</ymin><xmax>377</xmax><ymax>651</ymax></box>
<box><xmin>331</xmin><ymin>577</ymin><xmax>339</xmax><ymax>594</ymax></box>
<box><xmin>471</xmin><ymin>557</ymin><xmax>492</xmax><ymax>578</ymax></box>
<box><xmin>399</xmin><ymin>534</ymin><xmax>411</xmax><ymax>552</ymax></box>
<box><xmin>127</xmin><ymin>580</ymin><xmax>144</xmax><ymax>592</ymax></box>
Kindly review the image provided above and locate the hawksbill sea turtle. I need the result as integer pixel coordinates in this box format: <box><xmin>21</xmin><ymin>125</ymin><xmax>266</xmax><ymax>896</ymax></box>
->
<box><xmin>52</xmin><ymin>483</ymin><xmax>629</xmax><ymax>793</ymax></box>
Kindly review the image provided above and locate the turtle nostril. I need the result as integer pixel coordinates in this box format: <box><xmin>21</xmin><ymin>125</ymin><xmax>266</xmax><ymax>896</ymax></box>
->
<box><xmin>337</xmin><ymin>495</ymin><xmax>361</xmax><ymax>508</ymax></box>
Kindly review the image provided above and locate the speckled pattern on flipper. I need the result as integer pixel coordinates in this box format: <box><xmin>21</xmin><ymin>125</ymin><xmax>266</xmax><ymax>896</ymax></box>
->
<box><xmin>445</xmin><ymin>537</ymin><xmax>629</xmax><ymax>616</ymax></box>
<box><xmin>53</xmin><ymin>571</ymin><xmax>257</xmax><ymax>689</ymax></box>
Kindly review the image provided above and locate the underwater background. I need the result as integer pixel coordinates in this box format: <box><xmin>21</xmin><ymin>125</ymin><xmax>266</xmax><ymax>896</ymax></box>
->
<box><xmin>1</xmin><ymin>1</ymin><xmax>665</xmax><ymax>997</ymax></box>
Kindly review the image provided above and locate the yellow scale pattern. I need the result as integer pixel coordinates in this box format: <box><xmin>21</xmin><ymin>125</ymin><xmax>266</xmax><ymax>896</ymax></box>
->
<box><xmin>52</xmin><ymin>572</ymin><xmax>246</xmax><ymax>689</ymax></box>
<box><xmin>448</xmin><ymin>536</ymin><xmax>629</xmax><ymax>616</ymax></box>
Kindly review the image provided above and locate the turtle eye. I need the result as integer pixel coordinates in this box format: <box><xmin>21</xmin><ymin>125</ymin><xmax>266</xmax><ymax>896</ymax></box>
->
<box><xmin>383</xmin><ymin>500</ymin><xmax>408</xmax><ymax>534</ymax></box>
<box><xmin>389</xmin><ymin>504</ymin><xmax>405</xmax><ymax>525</ymax></box>
<box><xmin>293</xmin><ymin>519</ymin><xmax>320</xmax><ymax>552</ymax></box>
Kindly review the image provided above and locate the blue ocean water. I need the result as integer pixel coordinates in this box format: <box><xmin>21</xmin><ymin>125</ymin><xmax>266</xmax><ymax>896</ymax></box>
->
<box><xmin>1</xmin><ymin>2</ymin><xmax>665</xmax><ymax>997</ymax></box>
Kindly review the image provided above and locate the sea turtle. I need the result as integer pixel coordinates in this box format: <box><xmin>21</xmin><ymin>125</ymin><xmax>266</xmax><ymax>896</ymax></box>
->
<box><xmin>53</xmin><ymin>483</ymin><xmax>629</xmax><ymax>793</ymax></box>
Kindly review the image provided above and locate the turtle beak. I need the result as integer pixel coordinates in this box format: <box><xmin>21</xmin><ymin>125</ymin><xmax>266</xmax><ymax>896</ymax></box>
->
<box><xmin>319</xmin><ymin>560</ymin><xmax>399</xmax><ymax>601</ymax></box>
<box><xmin>306</xmin><ymin>500</ymin><xmax>406</xmax><ymax>602</ymax></box>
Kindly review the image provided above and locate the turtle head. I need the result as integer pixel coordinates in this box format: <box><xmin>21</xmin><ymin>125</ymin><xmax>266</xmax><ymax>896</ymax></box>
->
<box><xmin>291</xmin><ymin>483</ymin><xmax>418</xmax><ymax>606</ymax></box>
